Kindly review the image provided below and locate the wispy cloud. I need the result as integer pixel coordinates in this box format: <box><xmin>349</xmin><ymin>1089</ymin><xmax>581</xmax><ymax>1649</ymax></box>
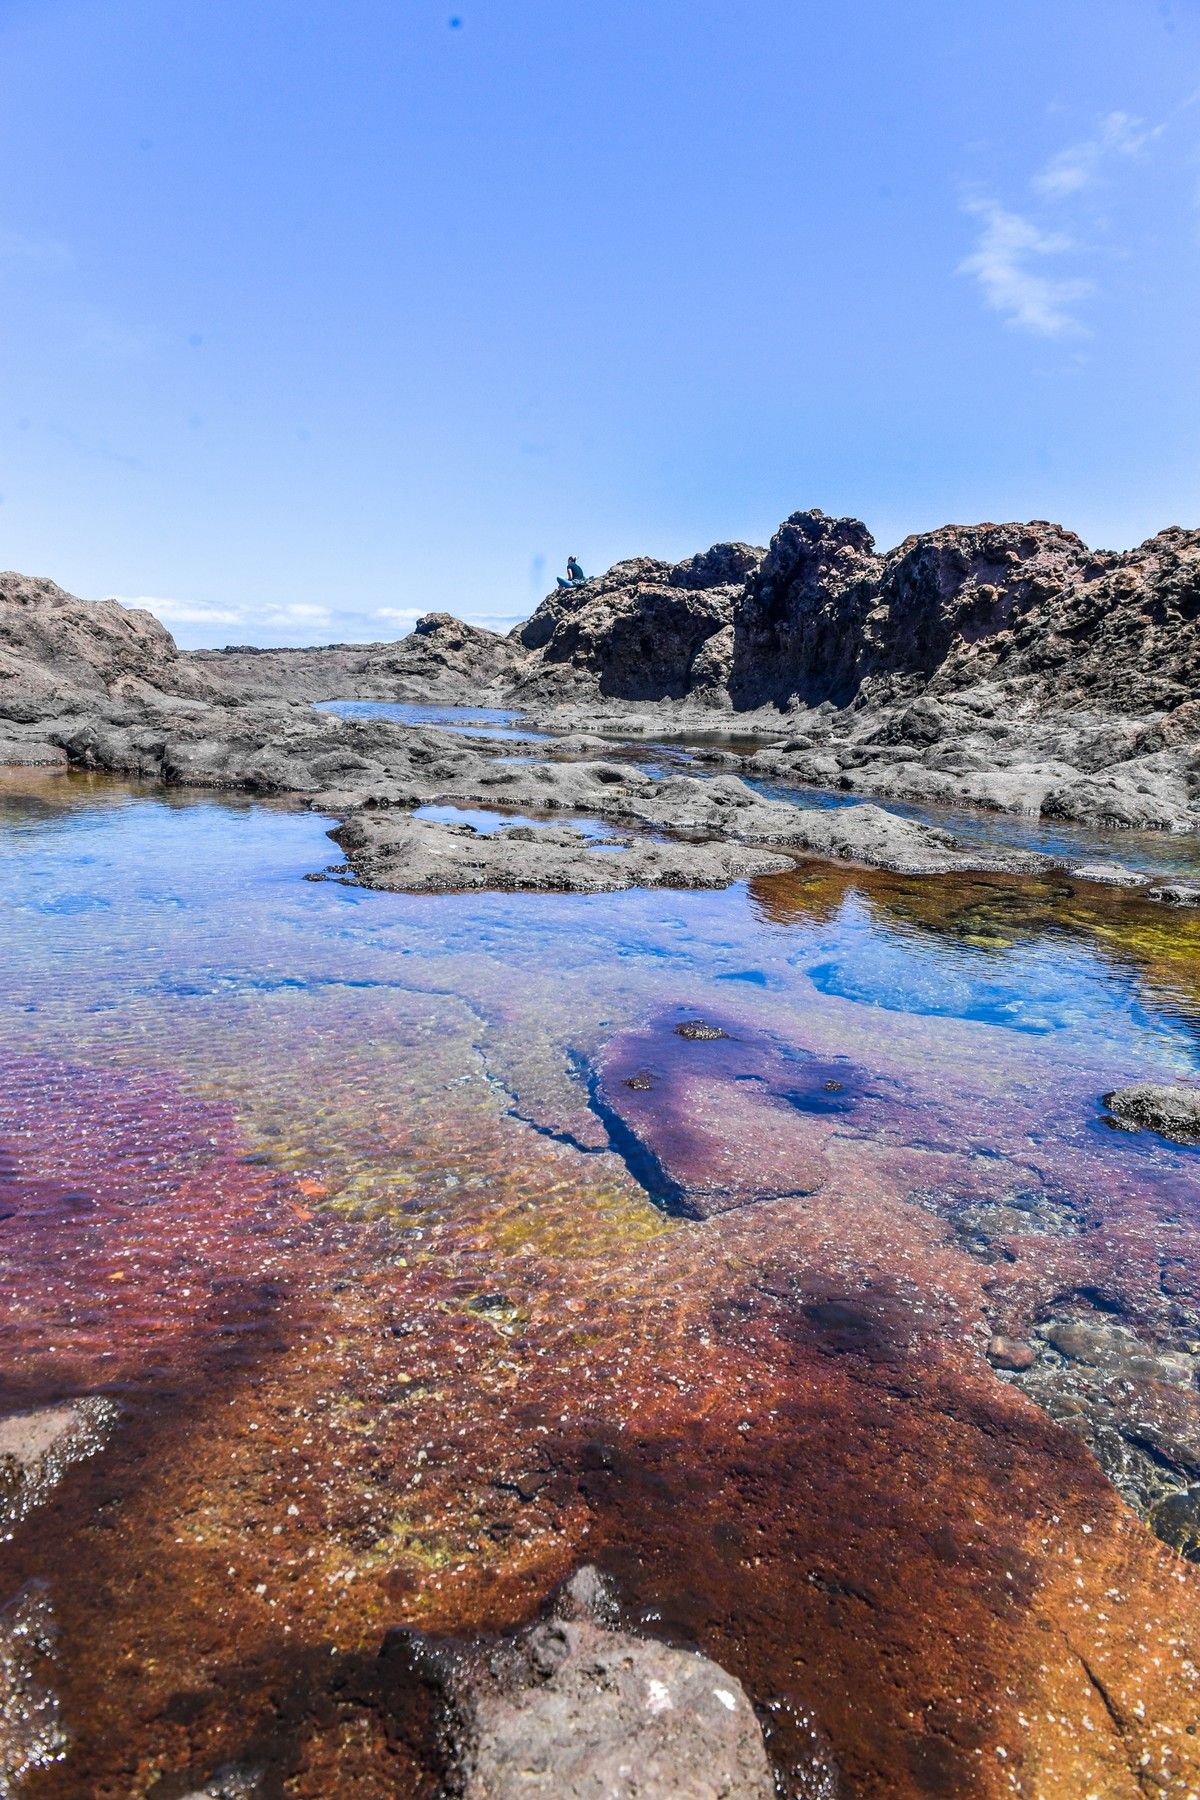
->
<box><xmin>118</xmin><ymin>595</ymin><xmax>339</xmax><ymax>629</ymax></box>
<box><xmin>0</xmin><ymin>229</ymin><xmax>72</xmax><ymax>272</ymax></box>
<box><xmin>1031</xmin><ymin>111</ymin><xmax>1157</xmax><ymax>201</ymax></box>
<box><xmin>957</xmin><ymin>102</ymin><xmax>1180</xmax><ymax>337</ymax></box>
<box><xmin>957</xmin><ymin>201</ymin><xmax>1092</xmax><ymax>336</ymax></box>
<box><xmin>118</xmin><ymin>595</ymin><xmax>245</xmax><ymax>627</ymax></box>
<box><xmin>118</xmin><ymin>594</ymin><xmax>527</xmax><ymax>647</ymax></box>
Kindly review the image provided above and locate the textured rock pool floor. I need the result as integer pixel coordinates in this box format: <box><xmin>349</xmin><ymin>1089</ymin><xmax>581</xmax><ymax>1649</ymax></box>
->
<box><xmin>2</xmin><ymin>767</ymin><xmax>1200</xmax><ymax>1797</ymax></box>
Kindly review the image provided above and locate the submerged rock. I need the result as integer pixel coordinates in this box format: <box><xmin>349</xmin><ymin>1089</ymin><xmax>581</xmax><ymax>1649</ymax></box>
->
<box><xmin>177</xmin><ymin>1768</ymin><xmax>265</xmax><ymax>1800</ymax></box>
<box><xmin>1149</xmin><ymin>1488</ymin><xmax>1200</xmax><ymax>1561</ymax></box>
<box><xmin>675</xmin><ymin>1020</ymin><xmax>729</xmax><ymax>1041</ymax></box>
<box><xmin>448</xmin><ymin>1567</ymin><xmax>776</xmax><ymax>1800</ymax></box>
<box><xmin>986</xmin><ymin>1335</ymin><xmax>1037</xmax><ymax>1372</ymax></box>
<box><xmin>0</xmin><ymin>1583</ymin><xmax>66</xmax><ymax>1795</ymax></box>
<box><xmin>1104</xmin><ymin>1083</ymin><xmax>1200</xmax><ymax>1144</ymax></box>
<box><xmin>1147</xmin><ymin>882</ymin><xmax>1200</xmax><ymax>907</ymax></box>
<box><xmin>1043</xmin><ymin>1319</ymin><xmax>1195</xmax><ymax>1385</ymax></box>
<box><xmin>0</xmin><ymin>1398</ymin><xmax>118</xmax><ymax>1533</ymax></box>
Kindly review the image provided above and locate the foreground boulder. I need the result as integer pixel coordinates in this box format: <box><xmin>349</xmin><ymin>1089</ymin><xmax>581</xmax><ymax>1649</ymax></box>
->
<box><xmin>447</xmin><ymin>1568</ymin><xmax>775</xmax><ymax>1800</ymax></box>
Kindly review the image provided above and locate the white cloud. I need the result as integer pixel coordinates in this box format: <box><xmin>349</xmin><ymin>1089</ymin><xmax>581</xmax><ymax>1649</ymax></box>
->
<box><xmin>0</xmin><ymin>229</ymin><xmax>72</xmax><ymax>272</ymax></box>
<box><xmin>1032</xmin><ymin>111</ymin><xmax>1157</xmax><ymax>201</ymax></box>
<box><xmin>957</xmin><ymin>201</ymin><xmax>1092</xmax><ymax>336</ymax></box>
<box><xmin>116</xmin><ymin>594</ymin><xmax>528</xmax><ymax>648</ymax></box>
<box><xmin>118</xmin><ymin>595</ymin><xmax>244</xmax><ymax>626</ymax></box>
<box><xmin>275</xmin><ymin>602</ymin><xmax>332</xmax><ymax>623</ymax></box>
<box><xmin>117</xmin><ymin>595</ymin><xmax>338</xmax><ymax>629</ymax></box>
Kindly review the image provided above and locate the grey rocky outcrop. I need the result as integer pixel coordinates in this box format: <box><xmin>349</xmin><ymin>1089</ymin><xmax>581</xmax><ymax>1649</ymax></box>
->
<box><xmin>321</xmin><ymin>761</ymin><xmax>1052</xmax><ymax>895</ymax></box>
<box><xmin>329</xmin><ymin>811</ymin><xmax>796</xmax><ymax>895</ymax></box>
<box><xmin>194</xmin><ymin>610</ymin><xmax>525</xmax><ymax>704</ymax></box>
<box><xmin>3</xmin><ymin>503</ymin><xmax>1198</xmax><ymax>895</ymax></box>
<box><xmin>445</xmin><ymin>1567</ymin><xmax>775</xmax><ymax>1800</ymax></box>
<box><xmin>0</xmin><ymin>571</ymin><xmax>194</xmax><ymax>721</ymax></box>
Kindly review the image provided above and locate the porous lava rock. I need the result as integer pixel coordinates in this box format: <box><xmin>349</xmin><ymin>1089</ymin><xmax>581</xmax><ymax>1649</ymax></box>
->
<box><xmin>513</xmin><ymin>546</ymin><xmax>761</xmax><ymax>703</ymax></box>
<box><xmin>1104</xmin><ymin>1083</ymin><xmax>1200</xmax><ymax>1143</ymax></box>
<box><xmin>4</xmin><ymin>503</ymin><xmax>1199</xmax><ymax>850</ymax></box>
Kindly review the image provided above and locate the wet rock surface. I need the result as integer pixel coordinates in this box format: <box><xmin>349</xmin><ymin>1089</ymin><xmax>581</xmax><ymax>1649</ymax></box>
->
<box><xmin>0</xmin><ymin>1399</ymin><xmax>117</xmax><ymax>1533</ymax></box>
<box><xmin>1105</xmin><ymin>1082</ymin><xmax>1200</xmax><ymax>1143</ymax></box>
<box><xmin>446</xmin><ymin>1567</ymin><xmax>777</xmax><ymax>1800</ymax></box>
<box><xmin>594</xmin><ymin>1008</ymin><xmax>882</xmax><ymax>1217</ymax></box>
<box><xmin>329</xmin><ymin>810</ymin><xmax>795</xmax><ymax>895</ymax></box>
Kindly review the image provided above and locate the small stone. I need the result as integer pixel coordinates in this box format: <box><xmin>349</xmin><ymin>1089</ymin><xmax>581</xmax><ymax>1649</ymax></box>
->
<box><xmin>675</xmin><ymin>1021</ymin><xmax>728</xmax><ymax>1042</ymax></box>
<box><xmin>987</xmin><ymin>1335</ymin><xmax>1036</xmax><ymax>1372</ymax></box>
<box><xmin>0</xmin><ymin>1399</ymin><xmax>118</xmax><ymax>1532</ymax></box>
<box><xmin>450</xmin><ymin>1573</ymin><xmax>777</xmax><ymax>1800</ymax></box>
<box><xmin>1147</xmin><ymin>884</ymin><xmax>1200</xmax><ymax>908</ymax></box>
<box><xmin>1068</xmin><ymin>862</ymin><xmax>1149</xmax><ymax>888</ymax></box>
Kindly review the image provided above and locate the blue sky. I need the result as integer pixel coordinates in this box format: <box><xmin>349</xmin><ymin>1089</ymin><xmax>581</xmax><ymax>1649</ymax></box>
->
<box><xmin>2</xmin><ymin>0</ymin><xmax>1198</xmax><ymax>647</ymax></box>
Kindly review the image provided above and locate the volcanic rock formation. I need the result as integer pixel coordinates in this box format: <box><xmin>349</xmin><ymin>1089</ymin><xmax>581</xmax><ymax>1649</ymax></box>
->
<box><xmin>2</xmin><ymin>501</ymin><xmax>1198</xmax><ymax>859</ymax></box>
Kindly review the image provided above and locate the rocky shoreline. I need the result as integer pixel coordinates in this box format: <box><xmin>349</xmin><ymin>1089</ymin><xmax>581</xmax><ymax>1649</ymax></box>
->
<box><xmin>1</xmin><ymin>504</ymin><xmax>1198</xmax><ymax>900</ymax></box>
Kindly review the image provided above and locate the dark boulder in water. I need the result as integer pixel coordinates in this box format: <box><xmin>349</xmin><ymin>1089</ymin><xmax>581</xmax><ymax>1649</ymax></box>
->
<box><xmin>1103</xmin><ymin>1083</ymin><xmax>1200</xmax><ymax>1144</ymax></box>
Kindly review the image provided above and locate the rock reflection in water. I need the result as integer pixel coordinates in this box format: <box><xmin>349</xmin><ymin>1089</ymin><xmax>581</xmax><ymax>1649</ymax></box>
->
<box><xmin>1</xmin><ymin>770</ymin><xmax>1200</xmax><ymax>1796</ymax></box>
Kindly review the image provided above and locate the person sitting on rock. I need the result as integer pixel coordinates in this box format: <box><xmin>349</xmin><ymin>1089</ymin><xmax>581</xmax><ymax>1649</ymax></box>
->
<box><xmin>557</xmin><ymin>556</ymin><xmax>586</xmax><ymax>589</ymax></box>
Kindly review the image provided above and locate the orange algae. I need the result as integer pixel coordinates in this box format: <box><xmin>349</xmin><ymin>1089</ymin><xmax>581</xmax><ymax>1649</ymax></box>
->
<box><xmin>1</xmin><ymin>1039</ymin><xmax>1199</xmax><ymax>1797</ymax></box>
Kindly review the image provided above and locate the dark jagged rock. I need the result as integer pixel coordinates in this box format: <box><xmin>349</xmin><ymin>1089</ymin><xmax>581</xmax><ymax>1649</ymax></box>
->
<box><xmin>728</xmin><ymin>510</ymin><xmax>880</xmax><ymax>708</ymax></box>
<box><xmin>503</xmin><ymin>510</ymin><xmax>1200</xmax><ymax>832</ymax></box>
<box><xmin>1104</xmin><ymin>1084</ymin><xmax>1200</xmax><ymax>1144</ymax></box>
<box><xmin>512</xmin><ymin>548</ymin><xmax>759</xmax><ymax>701</ymax></box>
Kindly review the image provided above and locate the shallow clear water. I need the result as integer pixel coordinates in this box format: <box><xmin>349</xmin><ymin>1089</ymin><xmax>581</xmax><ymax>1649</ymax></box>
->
<box><xmin>3</xmin><ymin>766</ymin><xmax>1200</xmax><ymax>1795</ymax></box>
<box><xmin>315</xmin><ymin>699</ymin><xmax>555</xmax><ymax>743</ymax></box>
<box><xmin>413</xmin><ymin>802</ymin><xmax>620</xmax><ymax>842</ymax></box>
